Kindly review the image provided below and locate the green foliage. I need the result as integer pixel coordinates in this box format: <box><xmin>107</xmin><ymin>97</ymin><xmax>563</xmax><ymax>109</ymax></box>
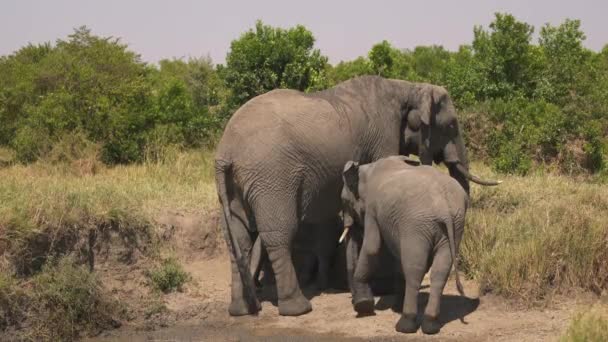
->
<box><xmin>0</xmin><ymin>16</ymin><xmax>607</xmax><ymax>175</ymax></box>
<box><xmin>368</xmin><ymin>40</ymin><xmax>395</xmax><ymax>77</ymax></box>
<box><xmin>146</xmin><ymin>257</ymin><xmax>190</xmax><ymax>293</ymax></box>
<box><xmin>328</xmin><ymin>57</ymin><xmax>373</xmax><ymax>84</ymax></box>
<box><xmin>0</xmin><ymin>27</ymin><xmax>220</xmax><ymax>165</ymax></box>
<box><xmin>408</xmin><ymin>45</ymin><xmax>451</xmax><ymax>84</ymax></box>
<box><xmin>223</xmin><ymin>20</ymin><xmax>329</xmax><ymax>106</ymax></box>
<box><xmin>582</xmin><ymin>122</ymin><xmax>606</xmax><ymax>173</ymax></box>
<box><xmin>28</xmin><ymin>257</ymin><xmax>119</xmax><ymax>340</ymax></box>
<box><xmin>485</xmin><ymin>99</ymin><xmax>568</xmax><ymax>174</ymax></box>
<box><xmin>12</xmin><ymin>126</ymin><xmax>52</xmax><ymax>163</ymax></box>
<box><xmin>537</xmin><ymin>19</ymin><xmax>592</xmax><ymax>104</ymax></box>
<box><xmin>472</xmin><ymin>13</ymin><xmax>538</xmax><ymax>99</ymax></box>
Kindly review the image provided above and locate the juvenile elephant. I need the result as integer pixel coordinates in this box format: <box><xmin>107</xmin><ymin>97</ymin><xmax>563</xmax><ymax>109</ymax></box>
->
<box><xmin>215</xmin><ymin>76</ymin><xmax>497</xmax><ymax>317</ymax></box>
<box><xmin>341</xmin><ymin>156</ymin><xmax>468</xmax><ymax>334</ymax></box>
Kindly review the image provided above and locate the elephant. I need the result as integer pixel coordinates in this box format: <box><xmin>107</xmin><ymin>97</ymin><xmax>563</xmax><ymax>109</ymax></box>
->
<box><xmin>248</xmin><ymin>218</ymin><xmax>342</xmax><ymax>291</ymax></box>
<box><xmin>214</xmin><ymin>75</ymin><xmax>498</xmax><ymax>317</ymax></box>
<box><xmin>340</xmin><ymin>155</ymin><xmax>468</xmax><ymax>334</ymax></box>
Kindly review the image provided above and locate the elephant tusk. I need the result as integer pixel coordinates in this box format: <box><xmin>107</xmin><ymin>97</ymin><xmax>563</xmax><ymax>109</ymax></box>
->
<box><xmin>455</xmin><ymin>163</ymin><xmax>502</xmax><ymax>186</ymax></box>
<box><xmin>338</xmin><ymin>226</ymin><xmax>350</xmax><ymax>244</ymax></box>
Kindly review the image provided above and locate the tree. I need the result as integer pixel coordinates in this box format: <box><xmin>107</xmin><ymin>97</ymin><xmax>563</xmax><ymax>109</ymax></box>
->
<box><xmin>223</xmin><ymin>20</ymin><xmax>329</xmax><ymax>106</ymax></box>
<box><xmin>327</xmin><ymin>57</ymin><xmax>373</xmax><ymax>85</ymax></box>
<box><xmin>472</xmin><ymin>13</ymin><xmax>537</xmax><ymax>99</ymax></box>
<box><xmin>368</xmin><ymin>40</ymin><xmax>394</xmax><ymax>77</ymax></box>
<box><xmin>409</xmin><ymin>45</ymin><xmax>451</xmax><ymax>84</ymax></box>
<box><xmin>536</xmin><ymin>19</ymin><xmax>592</xmax><ymax>104</ymax></box>
<box><xmin>0</xmin><ymin>26</ymin><xmax>154</xmax><ymax>163</ymax></box>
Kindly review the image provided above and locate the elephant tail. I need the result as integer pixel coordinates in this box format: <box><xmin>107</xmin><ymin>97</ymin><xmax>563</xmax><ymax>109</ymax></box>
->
<box><xmin>445</xmin><ymin>215</ymin><xmax>465</xmax><ymax>298</ymax></box>
<box><xmin>215</xmin><ymin>160</ymin><xmax>259</xmax><ymax>314</ymax></box>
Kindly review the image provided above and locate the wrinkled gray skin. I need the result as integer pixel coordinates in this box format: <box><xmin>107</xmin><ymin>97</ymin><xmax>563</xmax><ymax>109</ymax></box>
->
<box><xmin>215</xmin><ymin>76</ymin><xmax>497</xmax><ymax>317</ymax></box>
<box><xmin>249</xmin><ymin>219</ymin><xmax>341</xmax><ymax>290</ymax></box>
<box><xmin>341</xmin><ymin>156</ymin><xmax>468</xmax><ymax>334</ymax></box>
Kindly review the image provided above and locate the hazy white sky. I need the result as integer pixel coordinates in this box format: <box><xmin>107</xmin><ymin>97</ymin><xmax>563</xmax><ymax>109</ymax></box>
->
<box><xmin>1</xmin><ymin>0</ymin><xmax>607</xmax><ymax>65</ymax></box>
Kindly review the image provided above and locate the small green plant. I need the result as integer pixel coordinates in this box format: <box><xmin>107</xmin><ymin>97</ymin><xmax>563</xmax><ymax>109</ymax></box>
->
<box><xmin>28</xmin><ymin>257</ymin><xmax>119</xmax><ymax>340</ymax></box>
<box><xmin>561</xmin><ymin>306</ymin><xmax>608</xmax><ymax>342</ymax></box>
<box><xmin>147</xmin><ymin>258</ymin><xmax>190</xmax><ymax>293</ymax></box>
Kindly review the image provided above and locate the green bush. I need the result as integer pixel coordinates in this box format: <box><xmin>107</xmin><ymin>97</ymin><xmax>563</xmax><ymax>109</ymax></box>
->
<box><xmin>146</xmin><ymin>258</ymin><xmax>190</xmax><ymax>293</ymax></box>
<box><xmin>582</xmin><ymin>122</ymin><xmax>606</xmax><ymax>173</ymax></box>
<box><xmin>28</xmin><ymin>257</ymin><xmax>119</xmax><ymax>340</ymax></box>
<box><xmin>0</xmin><ymin>27</ymin><xmax>222</xmax><ymax>165</ymax></box>
<box><xmin>12</xmin><ymin>126</ymin><xmax>52</xmax><ymax>163</ymax></box>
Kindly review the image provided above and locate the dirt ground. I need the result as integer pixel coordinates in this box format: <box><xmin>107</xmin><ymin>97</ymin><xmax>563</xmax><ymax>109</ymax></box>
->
<box><xmin>89</xmin><ymin>251</ymin><xmax>596</xmax><ymax>342</ymax></box>
<box><xmin>77</xmin><ymin>211</ymin><xmax>601</xmax><ymax>342</ymax></box>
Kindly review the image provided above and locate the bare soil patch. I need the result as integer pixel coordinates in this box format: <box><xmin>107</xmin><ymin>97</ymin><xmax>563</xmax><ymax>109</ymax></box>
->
<box><xmin>91</xmin><ymin>238</ymin><xmax>592</xmax><ymax>341</ymax></box>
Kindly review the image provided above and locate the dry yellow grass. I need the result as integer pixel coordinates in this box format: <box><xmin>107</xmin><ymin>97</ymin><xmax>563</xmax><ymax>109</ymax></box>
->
<box><xmin>0</xmin><ymin>152</ymin><xmax>607</xmax><ymax>302</ymax></box>
<box><xmin>0</xmin><ymin>150</ymin><xmax>218</xmax><ymax>275</ymax></box>
<box><xmin>463</xmin><ymin>163</ymin><xmax>608</xmax><ymax>301</ymax></box>
<box><xmin>561</xmin><ymin>303</ymin><xmax>608</xmax><ymax>342</ymax></box>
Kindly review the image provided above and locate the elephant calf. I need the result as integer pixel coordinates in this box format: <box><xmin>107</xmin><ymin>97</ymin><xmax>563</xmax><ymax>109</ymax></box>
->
<box><xmin>341</xmin><ymin>156</ymin><xmax>468</xmax><ymax>335</ymax></box>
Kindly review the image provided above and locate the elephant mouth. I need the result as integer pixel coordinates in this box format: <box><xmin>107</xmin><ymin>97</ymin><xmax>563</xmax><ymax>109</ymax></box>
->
<box><xmin>453</xmin><ymin>162</ymin><xmax>502</xmax><ymax>186</ymax></box>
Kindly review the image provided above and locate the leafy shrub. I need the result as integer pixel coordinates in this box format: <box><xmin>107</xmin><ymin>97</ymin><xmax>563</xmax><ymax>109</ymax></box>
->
<box><xmin>12</xmin><ymin>126</ymin><xmax>52</xmax><ymax>163</ymax></box>
<box><xmin>582</xmin><ymin>122</ymin><xmax>606</xmax><ymax>173</ymax></box>
<box><xmin>28</xmin><ymin>257</ymin><xmax>120</xmax><ymax>340</ymax></box>
<box><xmin>0</xmin><ymin>27</ymin><xmax>221</xmax><ymax>165</ymax></box>
<box><xmin>223</xmin><ymin>20</ymin><xmax>329</xmax><ymax>106</ymax></box>
<box><xmin>146</xmin><ymin>258</ymin><xmax>190</xmax><ymax>293</ymax></box>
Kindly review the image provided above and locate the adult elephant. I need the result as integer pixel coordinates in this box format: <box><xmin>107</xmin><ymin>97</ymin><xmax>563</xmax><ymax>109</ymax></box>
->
<box><xmin>215</xmin><ymin>76</ymin><xmax>498</xmax><ymax>317</ymax></box>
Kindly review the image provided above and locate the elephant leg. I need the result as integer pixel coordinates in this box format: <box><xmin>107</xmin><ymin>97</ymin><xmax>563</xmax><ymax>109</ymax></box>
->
<box><xmin>421</xmin><ymin>242</ymin><xmax>451</xmax><ymax>335</ymax></box>
<box><xmin>346</xmin><ymin>227</ymin><xmax>374</xmax><ymax>314</ymax></box>
<box><xmin>391</xmin><ymin>265</ymin><xmax>405</xmax><ymax>312</ymax></box>
<box><xmin>313</xmin><ymin>218</ymin><xmax>340</xmax><ymax>290</ymax></box>
<box><xmin>221</xmin><ymin>202</ymin><xmax>261</xmax><ymax>316</ymax></box>
<box><xmin>255</xmin><ymin>199</ymin><xmax>311</xmax><ymax>316</ymax></box>
<box><xmin>292</xmin><ymin>222</ymin><xmax>316</xmax><ymax>288</ymax></box>
<box><xmin>396</xmin><ymin>236</ymin><xmax>430</xmax><ymax>334</ymax></box>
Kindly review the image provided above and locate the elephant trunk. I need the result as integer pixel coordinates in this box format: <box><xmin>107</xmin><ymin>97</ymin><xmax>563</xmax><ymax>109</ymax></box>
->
<box><xmin>445</xmin><ymin>133</ymin><xmax>471</xmax><ymax>194</ymax></box>
<box><xmin>446</xmin><ymin>133</ymin><xmax>501</xmax><ymax>190</ymax></box>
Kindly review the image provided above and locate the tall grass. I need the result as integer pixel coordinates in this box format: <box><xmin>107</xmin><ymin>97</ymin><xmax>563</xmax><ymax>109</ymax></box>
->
<box><xmin>462</xmin><ymin>163</ymin><xmax>608</xmax><ymax>301</ymax></box>
<box><xmin>1</xmin><ymin>149</ymin><xmax>608</xmax><ymax>339</ymax></box>
<box><xmin>0</xmin><ymin>149</ymin><xmax>218</xmax><ymax>339</ymax></box>
<box><xmin>561</xmin><ymin>305</ymin><xmax>608</xmax><ymax>342</ymax></box>
<box><xmin>0</xmin><ymin>150</ymin><xmax>218</xmax><ymax>275</ymax></box>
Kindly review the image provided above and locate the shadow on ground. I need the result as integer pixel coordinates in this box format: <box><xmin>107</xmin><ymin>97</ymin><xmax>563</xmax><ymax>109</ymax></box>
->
<box><xmin>375</xmin><ymin>292</ymin><xmax>480</xmax><ymax>328</ymax></box>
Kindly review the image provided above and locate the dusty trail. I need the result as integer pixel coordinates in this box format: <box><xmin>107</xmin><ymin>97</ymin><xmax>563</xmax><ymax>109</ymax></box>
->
<box><xmin>90</xmin><ymin>254</ymin><xmax>586</xmax><ymax>342</ymax></box>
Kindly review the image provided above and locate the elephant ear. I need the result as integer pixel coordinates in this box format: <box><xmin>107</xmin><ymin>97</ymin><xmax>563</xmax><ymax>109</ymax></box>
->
<box><xmin>342</xmin><ymin>161</ymin><xmax>360</xmax><ymax>198</ymax></box>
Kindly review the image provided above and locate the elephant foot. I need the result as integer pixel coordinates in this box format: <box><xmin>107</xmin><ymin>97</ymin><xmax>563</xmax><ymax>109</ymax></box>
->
<box><xmin>391</xmin><ymin>298</ymin><xmax>403</xmax><ymax>313</ymax></box>
<box><xmin>421</xmin><ymin>315</ymin><xmax>441</xmax><ymax>335</ymax></box>
<box><xmin>278</xmin><ymin>294</ymin><xmax>312</xmax><ymax>316</ymax></box>
<box><xmin>352</xmin><ymin>283</ymin><xmax>374</xmax><ymax>315</ymax></box>
<box><xmin>353</xmin><ymin>298</ymin><xmax>375</xmax><ymax>315</ymax></box>
<box><xmin>395</xmin><ymin>314</ymin><xmax>418</xmax><ymax>334</ymax></box>
<box><xmin>228</xmin><ymin>297</ymin><xmax>261</xmax><ymax>316</ymax></box>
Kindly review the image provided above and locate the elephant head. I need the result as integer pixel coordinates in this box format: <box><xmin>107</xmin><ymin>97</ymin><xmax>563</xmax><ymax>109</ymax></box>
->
<box><xmin>400</xmin><ymin>84</ymin><xmax>500</xmax><ymax>193</ymax></box>
<box><xmin>340</xmin><ymin>156</ymin><xmax>420</xmax><ymax>230</ymax></box>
